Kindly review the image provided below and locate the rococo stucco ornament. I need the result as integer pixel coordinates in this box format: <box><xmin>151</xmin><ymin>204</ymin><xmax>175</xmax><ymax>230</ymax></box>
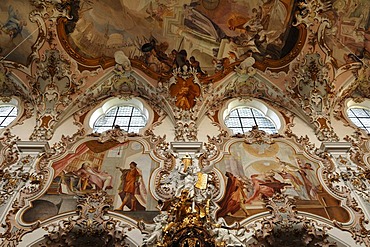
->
<box><xmin>248</xmin><ymin>193</ymin><xmax>337</xmax><ymax>247</ymax></box>
<box><xmin>287</xmin><ymin>53</ymin><xmax>338</xmax><ymax>142</ymax></box>
<box><xmin>41</xmin><ymin>192</ymin><xmax>132</xmax><ymax>246</ymax></box>
<box><xmin>0</xmin><ymin>129</ymin><xmax>20</xmax><ymax>168</ymax></box>
<box><xmin>321</xmin><ymin>153</ymin><xmax>370</xmax><ymax>246</ymax></box>
<box><xmin>91</xmin><ymin>125</ymin><xmax>140</xmax><ymax>144</ymax></box>
<box><xmin>338</xmin><ymin>155</ymin><xmax>370</xmax><ymax>204</ymax></box>
<box><xmin>0</xmin><ymin>165</ymin><xmax>30</xmax><ymax>206</ymax></box>
<box><xmin>0</xmin><ymin>1</ymin><xmax>369</xmax><ymax>246</ymax></box>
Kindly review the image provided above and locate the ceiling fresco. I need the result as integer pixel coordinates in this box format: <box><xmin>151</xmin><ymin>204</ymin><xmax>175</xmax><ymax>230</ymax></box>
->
<box><xmin>0</xmin><ymin>0</ymin><xmax>39</xmax><ymax>65</ymax></box>
<box><xmin>325</xmin><ymin>0</ymin><xmax>370</xmax><ymax>66</ymax></box>
<box><xmin>57</xmin><ymin>0</ymin><xmax>305</xmax><ymax>74</ymax></box>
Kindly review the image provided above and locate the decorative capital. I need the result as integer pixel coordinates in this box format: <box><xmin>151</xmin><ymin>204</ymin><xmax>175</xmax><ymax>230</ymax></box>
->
<box><xmin>16</xmin><ymin>141</ymin><xmax>50</xmax><ymax>153</ymax></box>
<box><xmin>320</xmin><ymin>142</ymin><xmax>351</xmax><ymax>155</ymax></box>
<box><xmin>170</xmin><ymin>142</ymin><xmax>203</xmax><ymax>155</ymax></box>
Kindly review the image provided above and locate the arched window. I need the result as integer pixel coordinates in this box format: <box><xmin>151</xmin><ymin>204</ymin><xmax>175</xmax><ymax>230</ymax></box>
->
<box><xmin>221</xmin><ymin>99</ymin><xmax>282</xmax><ymax>135</ymax></box>
<box><xmin>225</xmin><ymin>107</ymin><xmax>278</xmax><ymax>134</ymax></box>
<box><xmin>90</xmin><ymin>98</ymin><xmax>150</xmax><ymax>134</ymax></box>
<box><xmin>347</xmin><ymin>107</ymin><xmax>370</xmax><ymax>133</ymax></box>
<box><xmin>93</xmin><ymin>105</ymin><xmax>147</xmax><ymax>133</ymax></box>
<box><xmin>0</xmin><ymin>105</ymin><xmax>18</xmax><ymax>129</ymax></box>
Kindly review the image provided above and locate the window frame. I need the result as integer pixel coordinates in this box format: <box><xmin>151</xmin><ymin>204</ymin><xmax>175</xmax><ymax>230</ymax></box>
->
<box><xmin>221</xmin><ymin>99</ymin><xmax>282</xmax><ymax>135</ymax></box>
<box><xmin>0</xmin><ymin>98</ymin><xmax>20</xmax><ymax>130</ymax></box>
<box><xmin>346</xmin><ymin>99</ymin><xmax>370</xmax><ymax>134</ymax></box>
<box><xmin>88</xmin><ymin>98</ymin><xmax>152</xmax><ymax>134</ymax></box>
<box><xmin>224</xmin><ymin>107</ymin><xmax>278</xmax><ymax>134</ymax></box>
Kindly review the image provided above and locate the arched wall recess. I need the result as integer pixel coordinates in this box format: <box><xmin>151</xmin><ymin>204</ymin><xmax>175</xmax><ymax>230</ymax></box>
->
<box><xmin>17</xmin><ymin>191</ymin><xmax>145</xmax><ymax>247</ymax></box>
<box><xmin>220</xmin><ymin>98</ymin><xmax>283</xmax><ymax>134</ymax></box>
<box><xmin>213</xmin><ymin>134</ymin><xmax>352</xmax><ymax>226</ymax></box>
<box><xmin>15</xmin><ymin>134</ymin><xmax>166</xmax><ymax>230</ymax></box>
<box><xmin>87</xmin><ymin>97</ymin><xmax>153</xmax><ymax>135</ymax></box>
<box><xmin>235</xmin><ymin>199</ymin><xmax>358</xmax><ymax>247</ymax></box>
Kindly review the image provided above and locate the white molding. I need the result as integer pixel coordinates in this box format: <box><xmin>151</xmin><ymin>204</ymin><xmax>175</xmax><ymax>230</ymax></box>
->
<box><xmin>319</xmin><ymin>142</ymin><xmax>351</xmax><ymax>155</ymax></box>
<box><xmin>16</xmin><ymin>141</ymin><xmax>50</xmax><ymax>153</ymax></box>
<box><xmin>170</xmin><ymin>141</ymin><xmax>203</xmax><ymax>155</ymax></box>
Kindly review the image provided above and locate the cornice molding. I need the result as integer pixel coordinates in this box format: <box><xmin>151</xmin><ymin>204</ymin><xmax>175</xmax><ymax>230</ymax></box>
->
<box><xmin>320</xmin><ymin>142</ymin><xmax>352</xmax><ymax>155</ymax></box>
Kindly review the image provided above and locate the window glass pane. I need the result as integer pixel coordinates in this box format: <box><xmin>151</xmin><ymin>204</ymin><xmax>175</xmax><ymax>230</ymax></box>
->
<box><xmin>225</xmin><ymin>107</ymin><xmax>277</xmax><ymax>134</ymax></box>
<box><xmin>255</xmin><ymin>118</ymin><xmax>275</xmax><ymax>128</ymax></box>
<box><xmin>264</xmin><ymin>129</ymin><xmax>275</xmax><ymax>134</ymax></box>
<box><xmin>115</xmin><ymin>117</ymin><xmax>130</xmax><ymax>127</ymax></box>
<box><xmin>1</xmin><ymin>117</ymin><xmax>15</xmax><ymax>126</ymax></box>
<box><xmin>121</xmin><ymin>126</ymin><xmax>130</xmax><ymax>132</ymax></box>
<box><xmin>347</xmin><ymin>110</ymin><xmax>355</xmax><ymax>118</ymax></box>
<box><xmin>132</xmin><ymin>108</ymin><xmax>143</xmax><ymax>116</ymax></box>
<box><xmin>130</xmin><ymin>116</ymin><xmax>146</xmax><ymax>126</ymax></box>
<box><xmin>105</xmin><ymin>108</ymin><xmax>118</xmax><ymax>116</ymax></box>
<box><xmin>95</xmin><ymin>116</ymin><xmax>115</xmax><ymax>126</ymax></box>
<box><xmin>116</xmin><ymin>106</ymin><xmax>132</xmax><ymax>116</ymax></box>
<box><xmin>9</xmin><ymin>109</ymin><xmax>17</xmax><ymax>116</ymax></box>
<box><xmin>240</xmin><ymin>118</ymin><xmax>256</xmax><ymax>126</ymax></box>
<box><xmin>237</xmin><ymin>108</ymin><xmax>253</xmax><ymax>116</ymax></box>
<box><xmin>0</xmin><ymin>106</ymin><xmax>18</xmax><ymax>128</ymax></box>
<box><xmin>251</xmin><ymin>108</ymin><xmax>264</xmax><ymax>117</ymax></box>
<box><xmin>351</xmin><ymin>108</ymin><xmax>369</xmax><ymax>117</ymax></box>
<box><xmin>243</xmin><ymin>127</ymin><xmax>253</xmax><ymax>132</ymax></box>
<box><xmin>225</xmin><ymin>118</ymin><xmax>241</xmax><ymax>127</ymax></box>
<box><xmin>350</xmin><ymin>117</ymin><xmax>361</xmax><ymax>126</ymax></box>
<box><xmin>128</xmin><ymin>126</ymin><xmax>141</xmax><ymax>133</ymax></box>
<box><xmin>0</xmin><ymin>106</ymin><xmax>13</xmax><ymax>115</ymax></box>
<box><xmin>229</xmin><ymin>110</ymin><xmax>239</xmax><ymax>117</ymax></box>
<box><xmin>93</xmin><ymin>105</ymin><xmax>147</xmax><ymax>133</ymax></box>
<box><xmin>360</xmin><ymin>118</ymin><xmax>370</xmax><ymax>127</ymax></box>
<box><xmin>347</xmin><ymin>107</ymin><xmax>370</xmax><ymax>133</ymax></box>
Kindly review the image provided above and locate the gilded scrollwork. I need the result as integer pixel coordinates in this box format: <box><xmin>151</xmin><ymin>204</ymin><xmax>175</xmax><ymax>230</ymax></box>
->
<box><xmin>155</xmin><ymin>150</ymin><xmax>220</xmax><ymax>203</ymax></box>
<box><xmin>174</xmin><ymin>120</ymin><xmax>198</xmax><ymax>142</ymax></box>
<box><xmin>139</xmin><ymin>188</ymin><xmax>217</xmax><ymax>247</ymax></box>
<box><xmin>145</xmin><ymin>129</ymin><xmax>174</xmax><ymax>170</ymax></box>
<box><xmin>293</xmin><ymin>0</ymin><xmax>330</xmax><ymax>27</ymax></box>
<box><xmin>0</xmin><ymin>64</ymin><xmax>28</xmax><ymax>103</ymax></box>
<box><xmin>0</xmin><ymin>155</ymin><xmax>42</xmax><ymax>246</ymax></box>
<box><xmin>354</xmin><ymin>61</ymin><xmax>370</xmax><ymax>99</ymax></box>
<box><xmin>333</xmin><ymin>186</ymin><xmax>370</xmax><ymax>246</ymax></box>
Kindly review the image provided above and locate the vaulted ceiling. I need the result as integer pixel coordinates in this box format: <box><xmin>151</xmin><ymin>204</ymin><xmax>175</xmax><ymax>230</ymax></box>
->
<box><xmin>1</xmin><ymin>1</ymin><xmax>370</xmax><ymax>246</ymax></box>
<box><xmin>0</xmin><ymin>0</ymin><xmax>369</xmax><ymax>143</ymax></box>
